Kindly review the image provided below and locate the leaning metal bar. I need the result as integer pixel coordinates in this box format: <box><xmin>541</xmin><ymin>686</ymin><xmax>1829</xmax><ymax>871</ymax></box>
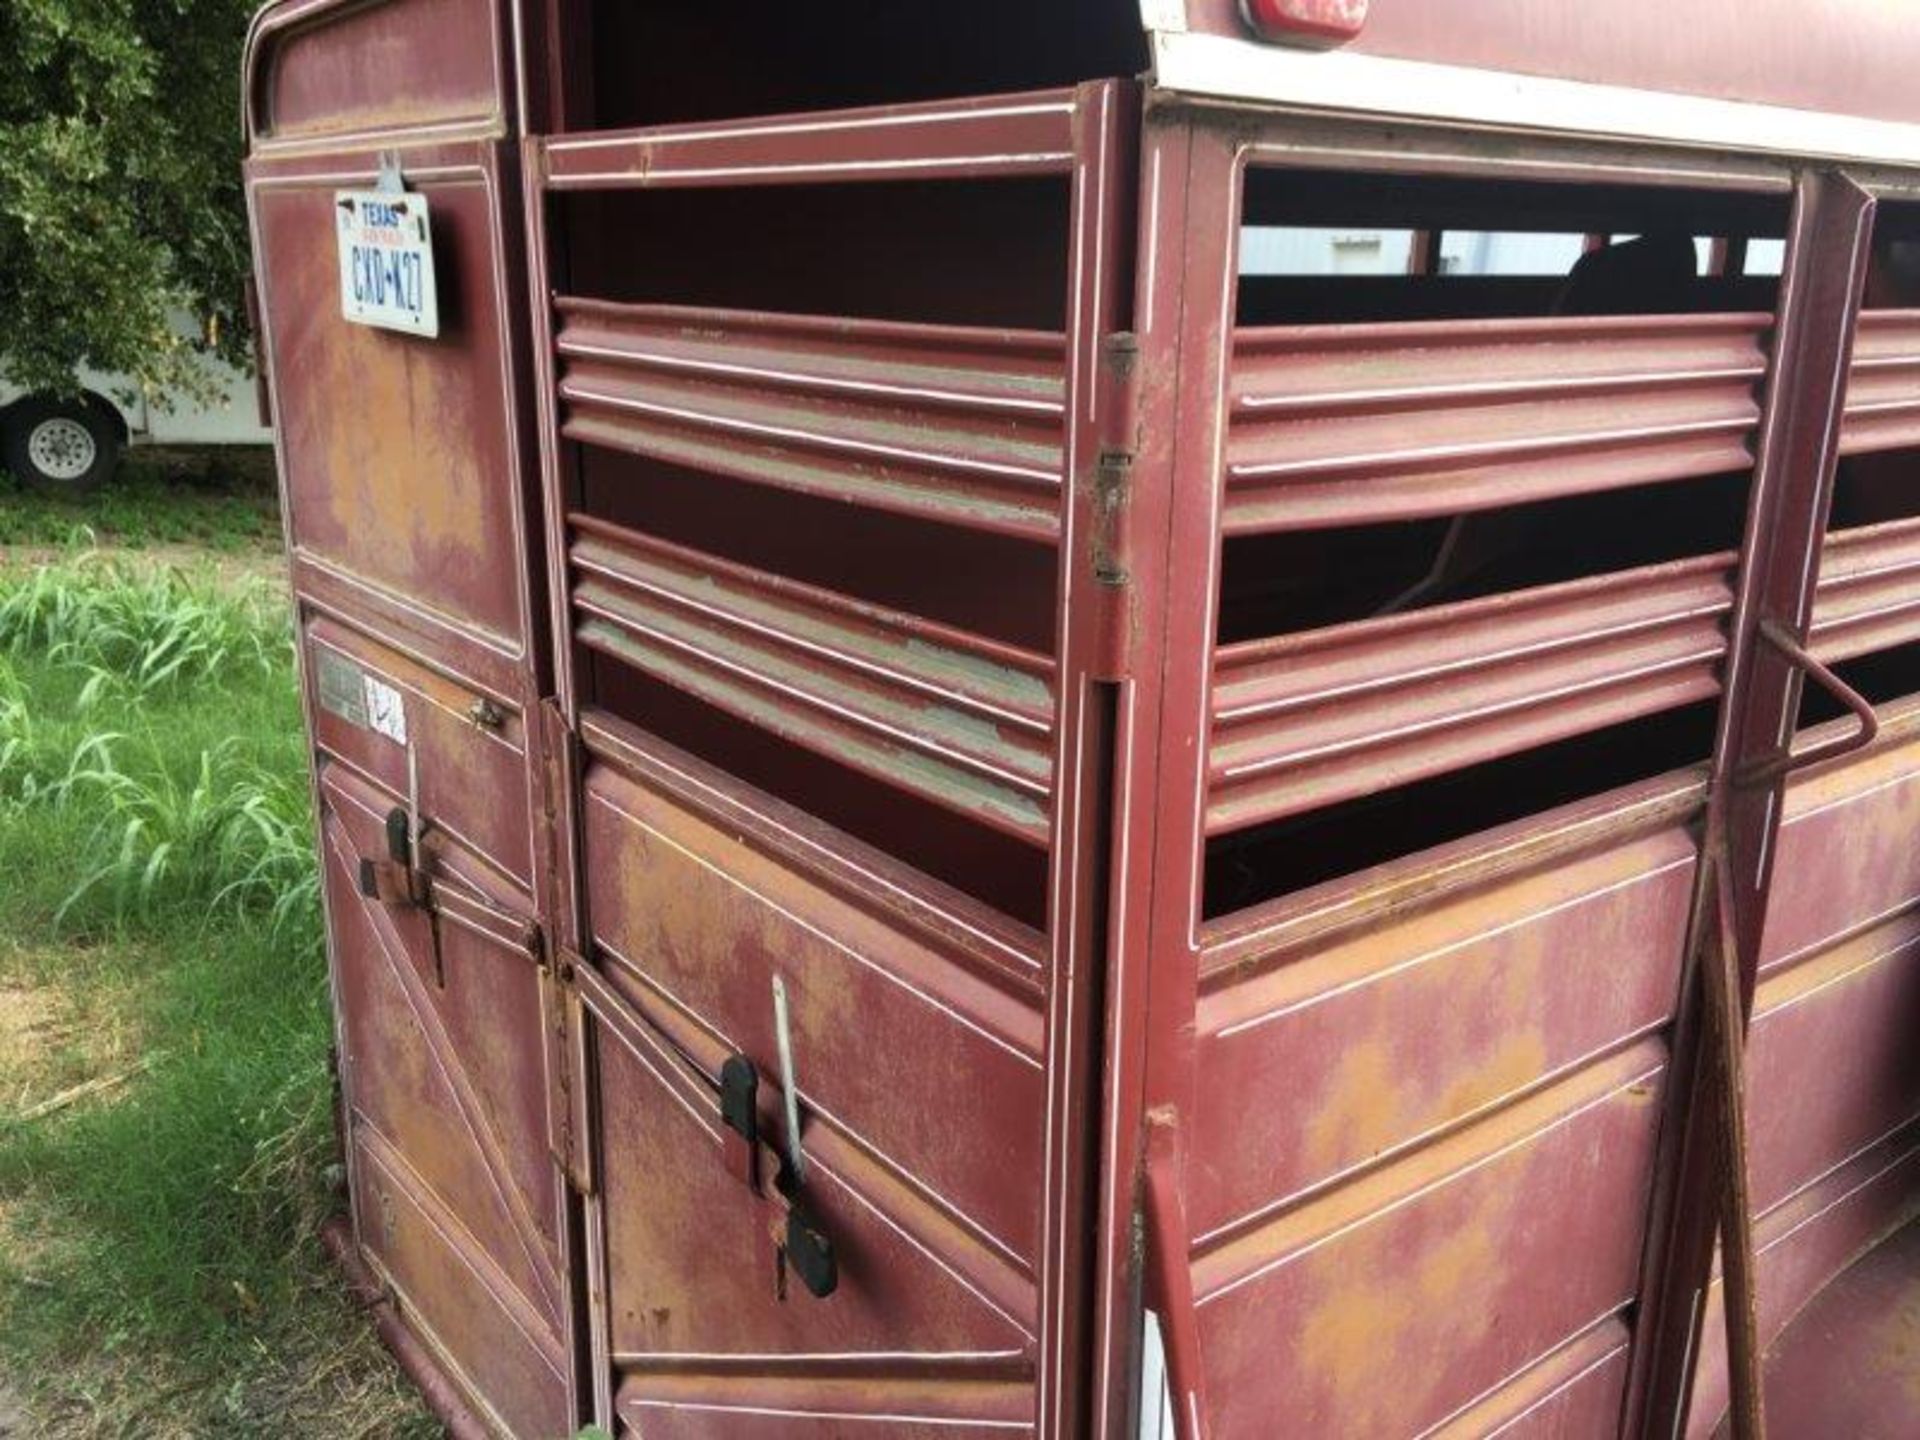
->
<box><xmin>1626</xmin><ymin>169</ymin><xmax>1875</xmax><ymax>1440</ymax></box>
<box><xmin>1144</xmin><ymin>1117</ymin><xmax>1210</xmax><ymax>1440</ymax></box>
<box><xmin>1703</xmin><ymin>856</ymin><xmax>1765</xmax><ymax>1438</ymax></box>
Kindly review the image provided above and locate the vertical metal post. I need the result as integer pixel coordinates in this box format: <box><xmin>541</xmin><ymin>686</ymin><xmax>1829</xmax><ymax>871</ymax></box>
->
<box><xmin>1091</xmin><ymin>114</ymin><xmax>1243</xmax><ymax>1440</ymax></box>
<box><xmin>1086</xmin><ymin>110</ymin><xmax>1196</xmax><ymax>1440</ymax></box>
<box><xmin>1039</xmin><ymin>78</ymin><xmax>1138</xmax><ymax>1440</ymax></box>
<box><xmin>1626</xmin><ymin>169</ymin><xmax>1875</xmax><ymax>1440</ymax></box>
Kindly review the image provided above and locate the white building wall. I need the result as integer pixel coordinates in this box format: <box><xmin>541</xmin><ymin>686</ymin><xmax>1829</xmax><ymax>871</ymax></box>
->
<box><xmin>1241</xmin><ymin>228</ymin><xmax>1738</xmax><ymax>280</ymax></box>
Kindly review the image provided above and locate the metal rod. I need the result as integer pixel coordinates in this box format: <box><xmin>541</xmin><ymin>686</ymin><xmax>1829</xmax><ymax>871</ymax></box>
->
<box><xmin>406</xmin><ymin>739</ymin><xmax>422</xmax><ymax>861</ymax></box>
<box><xmin>771</xmin><ymin>976</ymin><xmax>805</xmax><ymax>1184</ymax></box>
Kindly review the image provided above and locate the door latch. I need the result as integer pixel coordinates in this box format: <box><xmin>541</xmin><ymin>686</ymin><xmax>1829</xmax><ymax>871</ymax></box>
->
<box><xmin>716</xmin><ymin>1043</ymin><xmax>837</xmax><ymax>1301</ymax></box>
<box><xmin>355</xmin><ymin>742</ymin><xmax>445</xmax><ymax>983</ymax></box>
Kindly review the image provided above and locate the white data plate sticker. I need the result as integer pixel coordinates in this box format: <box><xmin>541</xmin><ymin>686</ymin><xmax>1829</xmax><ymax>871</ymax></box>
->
<box><xmin>363</xmin><ymin>675</ymin><xmax>409</xmax><ymax>746</ymax></box>
<box><xmin>335</xmin><ymin>189</ymin><xmax>439</xmax><ymax>337</ymax></box>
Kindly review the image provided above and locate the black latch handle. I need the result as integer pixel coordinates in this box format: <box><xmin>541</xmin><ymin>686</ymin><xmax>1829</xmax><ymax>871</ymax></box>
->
<box><xmin>385</xmin><ymin>805</ymin><xmax>412</xmax><ymax>865</ymax></box>
<box><xmin>720</xmin><ymin>1055</ymin><xmax>760</xmax><ymax>1189</ymax></box>
<box><xmin>784</xmin><ymin>1206</ymin><xmax>837</xmax><ymax>1299</ymax></box>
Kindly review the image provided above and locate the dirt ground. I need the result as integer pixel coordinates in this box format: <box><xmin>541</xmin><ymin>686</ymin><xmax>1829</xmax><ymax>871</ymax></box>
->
<box><xmin>0</xmin><ymin>985</ymin><xmax>52</xmax><ymax>1436</ymax></box>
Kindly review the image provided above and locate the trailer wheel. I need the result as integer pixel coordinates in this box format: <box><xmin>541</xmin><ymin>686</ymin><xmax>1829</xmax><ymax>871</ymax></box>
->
<box><xmin>3</xmin><ymin>394</ymin><xmax>123</xmax><ymax>495</ymax></box>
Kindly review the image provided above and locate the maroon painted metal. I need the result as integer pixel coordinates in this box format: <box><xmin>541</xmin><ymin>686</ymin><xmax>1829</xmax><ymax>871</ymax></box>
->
<box><xmin>243</xmin><ymin>3</ymin><xmax>1920</xmax><ymax>1436</ymax></box>
<box><xmin>1224</xmin><ymin>313</ymin><xmax>1771</xmax><ymax>531</ymax></box>
<box><xmin>1628</xmin><ymin>170</ymin><xmax>1876</xmax><ymax>1440</ymax></box>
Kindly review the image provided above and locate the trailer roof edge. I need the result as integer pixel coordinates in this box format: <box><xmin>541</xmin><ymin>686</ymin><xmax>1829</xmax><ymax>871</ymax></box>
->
<box><xmin>1149</xmin><ymin>30</ymin><xmax>1920</xmax><ymax>173</ymax></box>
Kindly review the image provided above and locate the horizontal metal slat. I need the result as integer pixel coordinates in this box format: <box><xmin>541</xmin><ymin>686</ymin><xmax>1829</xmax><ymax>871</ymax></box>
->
<box><xmin>1208</xmin><ymin>557</ymin><xmax>1734</xmax><ymax>837</ymax></box>
<box><xmin>1225</xmin><ymin>313</ymin><xmax>1770</xmax><ymax>533</ymax></box>
<box><xmin>570</xmin><ymin>522</ymin><xmax>1054</xmax><ymax>845</ymax></box>
<box><xmin>537</xmin><ymin>89</ymin><xmax>1081</xmax><ymax>190</ymax></box>
<box><xmin>1839</xmin><ymin>309</ymin><xmax>1920</xmax><ymax>455</ymax></box>
<box><xmin>555</xmin><ymin>299</ymin><xmax>1067</xmax><ymax>540</ymax></box>
<box><xmin>578</xmin><ymin>710</ymin><xmax>1048</xmax><ymax>986</ymax></box>
<box><xmin>1810</xmin><ymin>519</ymin><xmax>1920</xmax><ymax>663</ymax></box>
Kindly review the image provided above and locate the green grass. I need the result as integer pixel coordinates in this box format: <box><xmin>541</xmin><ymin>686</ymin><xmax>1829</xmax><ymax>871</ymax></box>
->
<box><xmin>0</xmin><ymin>448</ymin><xmax>280</xmax><ymax>553</ymax></box>
<box><xmin>0</xmin><ymin>556</ymin><xmax>435</xmax><ymax>1437</ymax></box>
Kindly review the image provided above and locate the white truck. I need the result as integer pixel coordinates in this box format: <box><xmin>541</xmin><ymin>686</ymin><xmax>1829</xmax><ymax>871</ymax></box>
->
<box><xmin>1</xmin><ymin>354</ymin><xmax>271</xmax><ymax>494</ymax></box>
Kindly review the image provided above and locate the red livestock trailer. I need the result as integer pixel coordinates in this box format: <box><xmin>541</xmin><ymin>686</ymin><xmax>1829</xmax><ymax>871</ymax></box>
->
<box><xmin>242</xmin><ymin>2</ymin><xmax>1920</xmax><ymax>1435</ymax></box>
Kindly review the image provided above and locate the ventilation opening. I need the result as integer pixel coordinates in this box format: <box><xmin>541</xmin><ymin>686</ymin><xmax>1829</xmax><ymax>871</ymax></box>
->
<box><xmin>1202</xmin><ymin>701</ymin><xmax>1718</xmax><ymax>920</ymax></box>
<box><xmin>1237</xmin><ymin>169</ymin><xmax>1788</xmax><ymax>326</ymax></box>
<box><xmin>556</xmin><ymin>178</ymin><xmax>1072</xmax><ymax>330</ymax></box>
<box><xmin>581</xmin><ymin>0</ymin><xmax>1147</xmax><ymax>130</ymax></box>
<box><xmin>546</xmin><ymin>170</ymin><xmax>1073</xmax><ymax>925</ymax></box>
<box><xmin>578</xmin><ymin>453</ymin><xmax>1058</xmax><ymax>653</ymax></box>
<box><xmin>1799</xmin><ymin>641</ymin><xmax>1920</xmax><ymax>730</ymax></box>
<box><xmin>592</xmin><ymin>657</ymin><xmax>1050</xmax><ymax>927</ymax></box>
<box><xmin>1832</xmin><ymin>451</ymin><xmax>1920</xmax><ymax>530</ymax></box>
<box><xmin>1865</xmin><ymin>201</ymin><xmax>1920</xmax><ymax>309</ymax></box>
<box><xmin>1217</xmin><ymin>470</ymin><xmax>1749</xmax><ymax>643</ymax></box>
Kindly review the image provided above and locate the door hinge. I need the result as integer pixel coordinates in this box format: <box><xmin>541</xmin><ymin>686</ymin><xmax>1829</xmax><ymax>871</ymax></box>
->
<box><xmin>1089</xmin><ymin>331</ymin><xmax>1142</xmax><ymax>683</ymax></box>
<box><xmin>546</xmin><ymin>946</ymin><xmax>595</xmax><ymax>1196</ymax></box>
<box><xmin>537</xmin><ymin>696</ymin><xmax>583</xmax><ymax>954</ymax></box>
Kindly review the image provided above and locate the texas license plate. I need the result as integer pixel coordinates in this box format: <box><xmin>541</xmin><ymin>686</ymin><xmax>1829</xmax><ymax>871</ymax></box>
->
<box><xmin>335</xmin><ymin>189</ymin><xmax>440</xmax><ymax>337</ymax></box>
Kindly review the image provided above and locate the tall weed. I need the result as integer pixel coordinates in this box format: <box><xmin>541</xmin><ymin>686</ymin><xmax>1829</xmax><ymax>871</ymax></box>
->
<box><xmin>55</xmin><ymin>738</ymin><xmax>318</xmax><ymax>936</ymax></box>
<box><xmin>0</xmin><ymin>554</ymin><xmax>286</xmax><ymax>691</ymax></box>
<box><xmin>0</xmin><ymin>559</ymin><xmax>314</xmax><ymax>937</ymax></box>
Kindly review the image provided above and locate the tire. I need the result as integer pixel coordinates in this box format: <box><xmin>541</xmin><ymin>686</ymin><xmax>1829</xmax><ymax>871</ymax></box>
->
<box><xmin>2</xmin><ymin>394</ymin><xmax>123</xmax><ymax>495</ymax></box>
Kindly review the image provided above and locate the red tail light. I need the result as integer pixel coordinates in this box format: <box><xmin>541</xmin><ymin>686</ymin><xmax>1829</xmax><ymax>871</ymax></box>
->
<box><xmin>1242</xmin><ymin>0</ymin><xmax>1369</xmax><ymax>46</ymax></box>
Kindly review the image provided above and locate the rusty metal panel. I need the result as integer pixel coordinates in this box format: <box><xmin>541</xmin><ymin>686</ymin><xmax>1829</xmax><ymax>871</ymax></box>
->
<box><xmin>244</xmin><ymin>0</ymin><xmax>510</xmax><ymax>147</ymax></box>
<box><xmin>1758</xmin><ymin>705</ymin><xmax>1920</xmax><ymax>973</ymax></box>
<box><xmin>587</xmin><ymin>983</ymin><xmax>1038</xmax><ymax>1383</ymax></box>
<box><xmin>1751</xmin><ymin>1218</ymin><xmax>1920</xmax><ymax>1440</ymax></box>
<box><xmin>251</xmin><ymin>146</ymin><xmax>540</xmax><ymax>653</ymax></box>
<box><xmin>1226</xmin><ymin>314</ymin><xmax>1770</xmax><ymax>533</ymax></box>
<box><xmin>246</xmin><ymin>1</ymin><xmax>571</xmax><ymax>1430</ymax></box>
<box><xmin>1191</xmin><ymin>1041</ymin><xmax>1666</xmax><ymax>1437</ymax></box>
<box><xmin>1192</xmin><ymin>793</ymin><xmax>1697</xmax><ymax>1240</ymax></box>
<box><xmin>317</xmin><ymin>764</ymin><xmax>569</xmax><ymax>1435</ymax></box>
<box><xmin>571</xmin><ymin>722</ymin><xmax>1047</xmax><ymax>1429</ymax></box>
<box><xmin>1422</xmin><ymin>1320</ymin><xmax>1633</xmax><ymax>1439</ymax></box>
<box><xmin>1676</xmin><ymin>706</ymin><xmax>1920</xmax><ymax>1432</ymax></box>
<box><xmin>348</xmin><ymin>1142</ymin><xmax>569</xmax><ymax>1438</ymax></box>
<box><xmin>1747</xmin><ymin>909</ymin><xmax>1920</xmax><ymax>1215</ymax></box>
<box><xmin>1686</xmin><ymin>1130</ymin><xmax>1920</xmax><ymax>1436</ymax></box>
<box><xmin>580</xmin><ymin>721</ymin><xmax>1049</xmax><ymax>1261</ymax></box>
<box><xmin>304</xmin><ymin>619</ymin><xmax>536</xmax><ymax>887</ymax></box>
<box><xmin>510</xmin><ymin>75</ymin><xmax>1141</xmax><ymax>1436</ymax></box>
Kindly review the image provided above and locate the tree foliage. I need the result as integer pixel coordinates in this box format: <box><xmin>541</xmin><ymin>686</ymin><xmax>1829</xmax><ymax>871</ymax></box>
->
<box><xmin>0</xmin><ymin>0</ymin><xmax>258</xmax><ymax>400</ymax></box>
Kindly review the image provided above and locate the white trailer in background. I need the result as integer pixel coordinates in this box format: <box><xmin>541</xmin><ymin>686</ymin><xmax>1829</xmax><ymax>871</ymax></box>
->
<box><xmin>1</xmin><ymin>351</ymin><xmax>270</xmax><ymax>494</ymax></box>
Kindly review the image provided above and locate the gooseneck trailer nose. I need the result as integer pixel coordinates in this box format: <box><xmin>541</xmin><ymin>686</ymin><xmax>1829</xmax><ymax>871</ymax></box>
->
<box><xmin>244</xmin><ymin>2</ymin><xmax>1920</xmax><ymax>1435</ymax></box>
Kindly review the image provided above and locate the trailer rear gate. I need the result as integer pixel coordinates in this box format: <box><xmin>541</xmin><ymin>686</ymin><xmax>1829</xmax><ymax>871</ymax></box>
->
<box><xmin>243</xmin><ymin>3</ymin><xmax>1920</xmax><ymax>1436</ymax></box>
